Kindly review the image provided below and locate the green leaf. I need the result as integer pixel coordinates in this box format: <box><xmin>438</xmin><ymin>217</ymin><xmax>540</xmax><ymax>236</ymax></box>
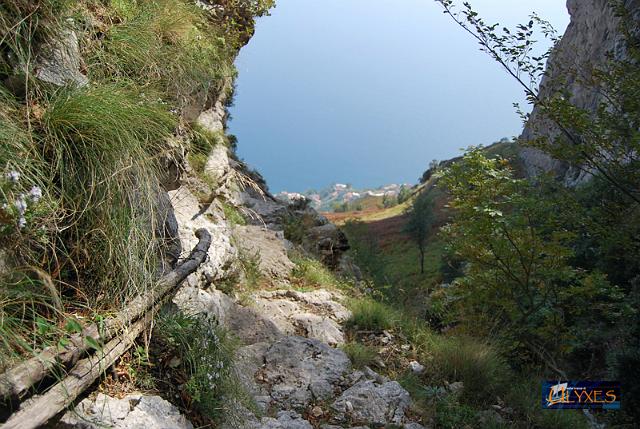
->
<box><xmin>84</xmin><ymin>336</ymin><xmax>102</xmax><ymax>352</ymax></box>
<box><xmin>64</xmin><ymin>317</ymin><xmax>83</xmax><ymax>334</ymax></box>
<box><xmin>36</xmin><ymin>317</ymin><xmax>51</xmax><ymax>336</ymax></box>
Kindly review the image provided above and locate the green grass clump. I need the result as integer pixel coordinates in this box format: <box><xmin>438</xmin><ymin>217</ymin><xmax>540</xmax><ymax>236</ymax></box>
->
<box><xmin>222</xmin><ymin>202</ymin><xmax>246</xmax><ymax>226</ymax></box>
<box><xmin>186</xmin><ymin>125</ymin><xmax>227</xmax><ymax>189</ymax></box>
<box><xmin>291</xmin><ymin>256</ymin><xmax>339</xmax><ymax>289</ymax></box>
<box><xmin>341</xmin><ymin>342</ymin><xmax>378</xmax><ymax>369</ymax></box>
<box><xmin>429</xmin><ymin>336</ymin><xmax>510</xmax><ymax>405</ymax></box>
<box><xmin>43</xmin><ymin>83</ymin><xmax>175</xmax><ymax>306</ymax></box>
<box><xmin>237</xmin><ymin>247</ymin><xmax>262</xmax><ymax>289</ymax></box>
<box><xmin>91</xmin><ymin>0</ymin><xmax>235</xmax><ymax>112</ymax></box>
<box><xmin>190</xmin><ymin>124</ymin><xmax>224</xmax><ymax>158</ymax></box>
<box><xmin>347</xmin><ymin>297</ymin><xmax>398</xmax><ymax>331</ymax></box>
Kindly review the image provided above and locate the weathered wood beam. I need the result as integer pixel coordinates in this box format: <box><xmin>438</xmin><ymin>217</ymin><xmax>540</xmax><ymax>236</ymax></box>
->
<box><xmin>0</xmin><ymin>228</ymin><xmax>211</xmax><ymax>402</ymax></box>
<box><xmin>2</xmin><ymin>309</ymin><xmax>153</xmax><ymax>429</ymax></box>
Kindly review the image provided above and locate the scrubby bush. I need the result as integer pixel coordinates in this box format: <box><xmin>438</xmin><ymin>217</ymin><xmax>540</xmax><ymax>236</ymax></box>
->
<box><xmin>439</xmin><ymin>148</ymin><xmax>628</xmax><ymax>368</ymax></box>
<box><xmin>282</xmin><ymin>211</ymin><xmax>316</xmax><ymax>244</ymax></box>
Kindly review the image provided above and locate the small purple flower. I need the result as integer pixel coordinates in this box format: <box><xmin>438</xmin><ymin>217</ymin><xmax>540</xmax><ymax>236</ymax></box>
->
<box><xmin>28</xmin><ymin>186</ymin><xmax>43</xmax><ymax>203</ymax></box>
<box><xmin>6</xmin><ymin>170</ymin><xmax>20</xmax><ymax>183</ymax></box>
<box><xmin>14</xmin><ymin>196</ymin><xmax>28</xmax><ymax>215</ymax></box>
<box><xmin>18</xmin><ymin>216</ymin><xmax>27</xmax><ymax>229</ymax></box>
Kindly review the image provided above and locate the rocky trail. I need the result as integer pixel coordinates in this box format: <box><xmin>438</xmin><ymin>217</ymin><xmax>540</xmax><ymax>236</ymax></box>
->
<box><xmin>60</xmin><ymin>225</ymin><xmax>424</xmax><ymax>429</ymax></box>
<box><xmin>55</xmin><ymin>102</ymin><xmax>426</xmax><ymax>428</ymax></box>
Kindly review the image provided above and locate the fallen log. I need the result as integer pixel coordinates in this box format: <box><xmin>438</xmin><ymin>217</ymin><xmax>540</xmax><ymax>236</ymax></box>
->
<box><xmin>0</xmin><ymin>228</ymin><xmax>211</xmax><ymax>402</ymax></box>
<box><xmin>1</xmin><ymin>307</ymin><xmax>154</xmax><ymax>429</ymax></box>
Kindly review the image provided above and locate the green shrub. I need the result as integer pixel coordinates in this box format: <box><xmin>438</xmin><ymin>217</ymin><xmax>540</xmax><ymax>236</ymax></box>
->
<box><xmin>347</xmin><ymin>297</ymin><xmax>398</xmax><ymax>331</ymax></box>
<box><xmin>282</xmin><ymin>212</ymin><xmax>315</xmax><ymax>244</ymax></box>
<box><xmin>341</xmin><ymin>342</ymin><xmax>378</xmax><ymax>369</ymax></box>
<box><xmin>439</xmin><ymin>148</ymin><xmax>627</xmax><ymax>365</ymax></box>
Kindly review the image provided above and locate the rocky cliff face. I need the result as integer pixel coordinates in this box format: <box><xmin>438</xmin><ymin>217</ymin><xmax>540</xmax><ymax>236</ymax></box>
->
<box><xmin>520</xmin><ymin>0</ymin><xmax>640</xmax><ymax>185</ymax></box>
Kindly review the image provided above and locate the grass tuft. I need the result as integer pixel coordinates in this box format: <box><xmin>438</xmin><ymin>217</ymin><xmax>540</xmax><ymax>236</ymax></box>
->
<box><xmin>222</xmin><ymin>202</ymin><xmax>246</xmax><ymax>227</ymax></box>
<box><xmin>346</xmin><ymin>297</ymin><xmax>399</xmax><ymax>331</ymax></box>
<box><xmin>42</xmin><ymin>83</ymin><xmax>176</xmax><ymax>306</ymax></box>
<box><xmin>291</xmin><ymin>256</ymin><xmax>339</xmax><ymax>289</ymax></box>
<box><xmin>90</xmin><ymin>0</ymin><xmax>235</xmax><ymax>113</ymax></box>
<box><xmin>341</xmin><ymin>341</ymin><xmax>378</xmax><ymax>369</ymax></box>
<box><xmin>428</xmin><ymin>336</ymin><xmax>510</xmax><ymax>405</ymax></box>
<box><xmin>237</xmin><ymin>246</ymin><xmax>262</xmax><ymax>290</ymax></box>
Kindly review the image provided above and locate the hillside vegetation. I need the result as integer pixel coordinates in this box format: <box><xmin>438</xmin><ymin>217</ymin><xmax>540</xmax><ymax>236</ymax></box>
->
<box><xmin>336</xmin><ymin>1</ymin><xmax>640</xmax><ymax>426</ymax></box>
<box><xmin>0</xmin><ymin>0</ymin><xmax>272</xmax><ymax>422</ymax></box>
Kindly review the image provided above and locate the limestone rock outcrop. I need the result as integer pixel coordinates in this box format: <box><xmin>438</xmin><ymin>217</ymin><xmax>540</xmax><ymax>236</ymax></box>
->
<box><xmin>520</xmin><ymin>0</ymin><xmax>640</xmax><ymax>185</ymax></box>
<box><xmin>35</xmin><ymin>28</ymin><xmax>88</xmax><ymax>87</ymax></box>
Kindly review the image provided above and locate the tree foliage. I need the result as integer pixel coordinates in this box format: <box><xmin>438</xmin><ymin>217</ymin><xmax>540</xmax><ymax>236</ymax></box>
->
<box><xmin>403</xmin><ymin>192</ymin><xmax>435</xmax><ymax>274</ymax></box>
<box><xmin>436</xmin><ymin>2</ymin><xmax>640</xmax><ymax>418</ymax></box>
<box><xmin>397</xmin><ymin>184</ymin><xmax>411</xmax><ymax>203</ymax></box>
<box><xmin>439</xmin><ymin>148</ymin><xmax>628</xmax><ymax>369</ymax></box>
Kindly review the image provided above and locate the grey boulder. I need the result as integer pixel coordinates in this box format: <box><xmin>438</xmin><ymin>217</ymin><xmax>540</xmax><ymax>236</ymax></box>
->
<box><xmin>331</xmin><ymin>380</ymin><xmax>412</xmax><ymax>426</ymax></box>
<box><xmin>59</xmin><ymin>393</ymin><xmax>193</xmax><ymax>429</ymax></box>
<box><xmin>261</xmin><ymin>336</ymin><xmax>351</xmax><ymax>409</ymax></box>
